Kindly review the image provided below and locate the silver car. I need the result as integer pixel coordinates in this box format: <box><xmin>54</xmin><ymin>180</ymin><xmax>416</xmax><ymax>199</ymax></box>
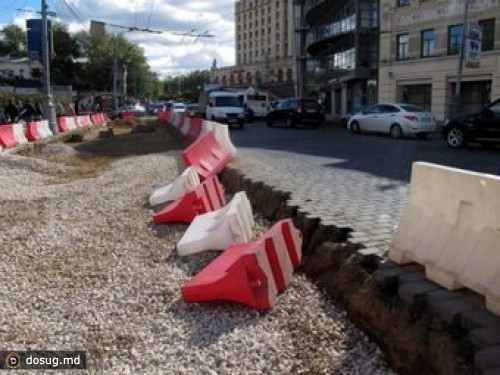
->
<box><xmin>348</xmin><ymin>103</ymin><xmax>437</xmax><ymax>139</ymax></box>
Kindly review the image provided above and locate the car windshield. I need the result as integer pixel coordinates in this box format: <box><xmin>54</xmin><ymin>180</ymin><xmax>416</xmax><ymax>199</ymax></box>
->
<box><xmin>301</xmin><ymin>100</ymin><xmax>320</xmax><ymax>110</ymax></box>
<box><xmin>400</xmin><ymin>104</ymin><xmax>426</xmax><ymax>112</ymax></box>
<box><xmin>174</xmin><ymin>104</ymin><xmax>185</xmax><ymax>110</ymax></box>
<box><xmin>214</xmin><ymin>96</ymin><xmax>241</xmax><ymax>107</ymax></box>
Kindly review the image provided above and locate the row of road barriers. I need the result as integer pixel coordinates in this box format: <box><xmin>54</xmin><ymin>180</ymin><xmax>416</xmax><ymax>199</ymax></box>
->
<box><xmin>0</xmin><ymin>113</ymin><xmax>109</xmax><ymax>152</ymax></box>
<box><xmin>153</xmin><ymin>110</ymin><xmax>303</xmax><ymax>309</ymax></box>
<box><xmin>389</xmin><ymin>162</ymin><xmax>500</xmax><ymax>316</ymax></box>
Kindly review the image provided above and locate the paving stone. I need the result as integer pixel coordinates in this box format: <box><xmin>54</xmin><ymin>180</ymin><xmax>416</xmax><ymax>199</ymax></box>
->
<box><xmin>398</xmin><ymin>280</ymin><xmax>441</xmax><ymax>308</ymax></box>
<box><xmin>460</xmin><ymin>309</ymin><xmax>500</xmax><ymax>336</ymax></box>
<box><xmin>469</xmin><ymin>326</ymin><xmax>500</xmax><ymax>350</ymax></box>
<box><xmin>432</xmin><ymin>298</ymin><xmax>478</xmax><ymax>326</ymax></box>
<box><xmin>483</xmin><ymin>367</ymin><xmax>500</xmax><ymax>375</ymax></box>
<box><xmin>476</xmin><ymin>345</ymin><xmax>500</xmax><ymax>372</ymax></box>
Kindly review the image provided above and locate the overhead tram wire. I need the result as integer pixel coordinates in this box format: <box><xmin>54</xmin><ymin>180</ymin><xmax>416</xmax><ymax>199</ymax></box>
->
<box><xmin>57</xmin><ymin>0</ymin><xmax>84</xmax><ymax>22</ymax></box>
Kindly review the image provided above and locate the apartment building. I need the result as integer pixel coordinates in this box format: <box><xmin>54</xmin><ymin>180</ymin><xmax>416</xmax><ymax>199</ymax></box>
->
<box><xmin>302</xmin><ymin>0</ymin><xmax>380</xmax><ymax>116</ymax></box>
<box><xmin>379</xmin><ymin>0</ymin><xmax>500</xmax><ymax>121</ymax></box>
<box><xmin>0</xmin><ymin>57</ymin><xmax>42</xmax><ymax>80</ymax></box>
<box><xmin>211</xmin><ymin>0</ymin><xmax>296</xmax><ymax>91</ymax></box>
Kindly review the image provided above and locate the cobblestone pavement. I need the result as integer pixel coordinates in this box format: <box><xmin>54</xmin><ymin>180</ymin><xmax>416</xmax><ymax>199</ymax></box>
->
<box><xmin>228</xmin><ymin>121</ymin><xmax>500</xmax><ymax>256</ymax></box>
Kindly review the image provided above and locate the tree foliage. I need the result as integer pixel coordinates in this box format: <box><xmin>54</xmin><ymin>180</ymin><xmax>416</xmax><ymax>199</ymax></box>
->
<box><xmin>0</xmin><ymin>24</ymin><xmax>26</xmax><ymax>57</ymax></box>
<box><xmin>163</xmin><ymin>70</ymin><xmax>210</xmax><ymax>101</ymax></box>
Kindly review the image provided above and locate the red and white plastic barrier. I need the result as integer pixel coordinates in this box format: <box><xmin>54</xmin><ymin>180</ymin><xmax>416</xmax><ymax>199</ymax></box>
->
<box><xmin>13</xmin><ymin>123</ymin><xmax>29</xmax><ymax>145</ymax></box>
<box><xmin>181</xmin><ymin>132</ymin><xmax>232</xmax><ymax>180</ymax></box>
<box><xmin>176</xmin><ymin>191</ymin><xmax>254</xmax><ymax>256</ymax></box>
<box><xmin>181</xmin><ymin>219</ymin><xmax>303</xmax><ymax>310</ymax></box>
<box><xmin>150</xmin><ymin>166</ymin><xmax>201</xmax><ymax>206</ymax></box>
<box><xmin>0</xmin><ymin>125</ymin><xmax>18</xmax><ymax>149</ymax></box>
<box><xmin>153</xmin><ymin>175</ymin><xmax>226</xmax><ymax>225</ymax></box>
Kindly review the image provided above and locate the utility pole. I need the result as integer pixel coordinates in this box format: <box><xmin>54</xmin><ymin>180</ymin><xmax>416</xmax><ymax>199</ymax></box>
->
<box><xmin>112</xmin><ymin>39</ymin><xmax>118</xmax><ymax>109</ymax></box>
<box><xmin>41</xmin><ymin>0</ymin><xmax>57</xmax><ymax>133</ymax></box>
<box><xmin>451</xmin><ymin>0</ymin><xmax>471</xmax><ymax>117</ymax></box>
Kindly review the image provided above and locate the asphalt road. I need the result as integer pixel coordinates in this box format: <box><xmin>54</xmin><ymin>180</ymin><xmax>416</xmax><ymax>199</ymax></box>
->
<box><xmin>228</xmin><ymin>120</ymin><xmax>500</xmax><ymax>255</ymax></box>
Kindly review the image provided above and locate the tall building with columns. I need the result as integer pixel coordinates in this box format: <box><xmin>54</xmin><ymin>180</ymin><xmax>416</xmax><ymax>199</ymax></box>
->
<box><xmin>210</xmin><ymin>0</ymin><xmax>296</xmax><ymax>96</ymax></box>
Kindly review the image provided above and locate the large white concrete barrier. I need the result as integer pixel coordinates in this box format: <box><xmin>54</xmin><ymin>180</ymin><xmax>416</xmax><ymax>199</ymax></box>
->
<box><xmin>176</xmin><ymin>191</ymin><xmax>254</xmax><ymax>256</ymax></box>
<box><xmin>389</xmin><ymin>162</ymin><xmax>500</xmax><ymax>315</ymax></box>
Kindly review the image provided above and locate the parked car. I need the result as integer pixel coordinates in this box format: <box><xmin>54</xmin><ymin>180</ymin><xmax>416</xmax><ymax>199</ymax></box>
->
<box><xmin>244</xmin><ymin>104</ymin><xmax>255</xmax><ymax>122</ymax></box>
<box><xmin>340</xmin><ymin>106</ymin><xmax>368</xmax><ymax>128</ymax></box>
<box><xmin>442</xmin><ymin>99</ymin><xmax>500</xmax><ymax>148</ymax></box>
<box><xmin>348</xmin><ymin>103</ymin><xmax>437</xmax><ymax>139</ymax></box>
<box><xmin>185</xmin><ymin>104</ymin><xmax>199</xmax><ymax>117</ymax></box>
<box><xmin>172</xmin><ymin>103</ymin><xmax>187</xmax><ymax>114</ymax></box>
<box><xmin>266</xmin><ymin>98</ymin><xmax>325</xmax><ymax>128</ymax></box>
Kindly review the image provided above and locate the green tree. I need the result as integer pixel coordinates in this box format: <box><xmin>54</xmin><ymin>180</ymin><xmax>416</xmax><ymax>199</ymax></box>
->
<box><xmin>163</xmin><ymin>70</ymin><xmax>210</xmax><ymax>101</ymax></box>
<box><xmin>0</xmin><ymin>24</ymin><xmax>26</xmax><ymax>57</ymax></box>
<box><xmin>51</xmin><ymin>23</ymin><xmax>84</xmax><ymax>86</ymax></box>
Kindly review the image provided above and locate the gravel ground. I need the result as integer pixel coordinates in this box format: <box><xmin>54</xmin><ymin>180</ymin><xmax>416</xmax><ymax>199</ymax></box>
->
<box><xmin>0</xmin><ymin>138</ymin><xmax>396</xmax><ymax>374</ymax></box>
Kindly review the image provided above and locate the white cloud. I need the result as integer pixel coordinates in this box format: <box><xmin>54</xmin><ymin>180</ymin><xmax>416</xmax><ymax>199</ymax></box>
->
<box><xmin>52</xmin><ymin>0</ymin><xmax>236</xmax><ymax>77</ymax></box>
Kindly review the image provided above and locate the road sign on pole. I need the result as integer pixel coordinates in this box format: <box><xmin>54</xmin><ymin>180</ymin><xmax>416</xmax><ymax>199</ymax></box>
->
<box><xmin>465</xmin><ymin>22</ymin><xmax>482</xmax><ymax>68</ymax></box>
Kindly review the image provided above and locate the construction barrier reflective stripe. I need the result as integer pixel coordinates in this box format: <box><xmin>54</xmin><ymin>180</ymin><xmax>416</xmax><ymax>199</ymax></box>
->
<box><xmin>181</xmin><ymin>131</ymin><xmax>232</xmax><ymax>180</ymax></box>
<box><xmin>13</xmin><ymin>123</ymin><xmax>28</xmax><ymax>145</ymax></box>
<box><xmin>26</xmin><ymin>121</ymin><xmax>42</xmax><ymax>141</ymax></box>
<box><xmin>153</xmin><ymin>175</ymin><xmax>225</xmax><ymax>224</ymax></box>
<box><xmin>181</xmin><ymin>219</ymin><xmax>303</xmax><ymax>310</ymax></box>
<box><xmin>149</xmin><ymin>166</ymin><xmax>201</xmax><ymax>206</ymax></box>
<box><xmin>122</xmin><ymin>111</ymin><xmax>135</xmax><ymax>120</ymax></box>
<box><xmin>201</xmin><ymin>121</ymin><xmax>237</xmax><ymax>157</ymax></box>
<box><xmin>0</xmin><ymin>125</ymin><xmax>18</xmax><ymax>149</ymax></box>
<box><xmin>37</xmin><ymin>120</ymin><xmax>53</xmax><ymax>138</ymax></box>
<box><xmin>186</xmin><ymin>117</ymin><xmax>202</xmax><ymax>141</ymax></box>
<box><xmin>389</xmin><ymin>162</ymin><xmax>500</xmax><ymax>315</ymax></box>
<box><xmin>176</xmin><ymin>191</ymin><xmax>254</xmax><ymax>256</ymax></box>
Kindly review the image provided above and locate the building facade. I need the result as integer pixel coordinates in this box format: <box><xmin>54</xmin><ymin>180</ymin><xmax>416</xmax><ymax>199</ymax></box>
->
<box><xmin>0</xmin><ymin>57</ymin><xmax>42</xmax><ymax>80</ymax></box>
<box><xmin>300</xmin><ymin>0</ymin><xmax>380</xmax><ymax>117</ymax></box>
<box><xmin>379</xmin><ymin>0</ymin><xmax>500</xmax><ymax>121</ymax></box>
<box><xmin>211</xmin><ymin>0</ymin><xmax>296</xmax><ymax>96</ymax></box>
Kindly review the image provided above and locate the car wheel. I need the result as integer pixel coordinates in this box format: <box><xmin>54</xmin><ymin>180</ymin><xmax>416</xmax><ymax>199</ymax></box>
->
<box><xmin>350</xmin><ymin>121</ymin><xmax>360</xmax><ymax>134</ymax></box>
<box><xmin>266</xmin><ymin>119</ymin><xmax>273</xmax><ymax>127</ymax></box>
<box><xmin>390</xmin><ymin>124</ymin><xmax>403</xmax><ymax>139</ymax></box>
<box><xmin>446</xmin><ymin>126</ymin><xmax>467</xmax><ymax>148</ymax></box>
<box><xmin>239</xmin><ymin>121</ymin><xmax>245</xmax><ymax>129</ymax></box>
<box><xmin>416</xmin><ymin>133</ymin><xmax>428</xmax><ymax>140</ymax></box>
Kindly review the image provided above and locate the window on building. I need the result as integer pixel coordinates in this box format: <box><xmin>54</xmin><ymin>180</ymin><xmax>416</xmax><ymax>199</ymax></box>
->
<box><xmin>448</xmin><ymin>24</ymin><xmax>463</xmax><ymax>54</ymax></box>
<box><xmin>421</xmin><ymin>29</ymin><xmax>435</xmax><ymax>57</ymax></box>
<box><xmin>397</xmin><ymin>33</ymin><xmax>409</xmax><ymax>60</ymax></box>
<box><xmin>398</xmin><ymin>0</ymin><xmax>410</xmax><ymax>6</ymax></box>
<box><xmin>479</xmin><ymin>19</ymin><xmax>495</xmax><ymax>51</ymax></box>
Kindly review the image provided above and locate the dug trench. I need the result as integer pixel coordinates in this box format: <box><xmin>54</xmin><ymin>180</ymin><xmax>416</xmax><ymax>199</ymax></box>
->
<box><xmin>16</xmin><ymin>118</ymin><xmax>474</xmax><ymax>374</ymax></box>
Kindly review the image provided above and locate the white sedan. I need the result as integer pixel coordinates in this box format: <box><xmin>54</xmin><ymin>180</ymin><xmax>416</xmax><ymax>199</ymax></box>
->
<box><xmin>347</xmin><ymin>103</ymin><xmax>437</xmax><ymax>139</ymax></box>
<box><xmin>172</xmin><ymin>103</ymin><xmax>187</xmax><ymax>114</ymax></box>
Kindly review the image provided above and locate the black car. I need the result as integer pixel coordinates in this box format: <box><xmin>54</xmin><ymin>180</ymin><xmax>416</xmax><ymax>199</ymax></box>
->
<box><xmin>442</xmin><ymin>99</ymin><xmax>500</xmax><ymax>148</ymax></box>
<box><xmin>266</xmin><ymin>98</ymin><xmax>325</xmax><ymax>128</ymax></box>
<box><xmin>243</xmin><ymin>105</ymin><xmax>255</xmax><ymax>122</ymax></box>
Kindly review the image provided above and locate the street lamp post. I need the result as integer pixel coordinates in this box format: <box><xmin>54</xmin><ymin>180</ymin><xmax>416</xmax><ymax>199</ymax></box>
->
<box><xmin>41</xmin><ymin>0</ymin><xmax>57</xmax><ymax>133</ymax></box>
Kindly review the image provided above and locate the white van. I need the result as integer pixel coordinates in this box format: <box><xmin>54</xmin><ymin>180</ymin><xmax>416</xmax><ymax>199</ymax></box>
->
<box><xmin>206</xmin><ymin>91</ymin><xmax>245</xmax><ymax>128</ymax></box>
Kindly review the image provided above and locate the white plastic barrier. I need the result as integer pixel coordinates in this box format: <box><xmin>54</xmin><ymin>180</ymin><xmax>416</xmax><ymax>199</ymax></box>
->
<box><xmin>200</xmin><ymin>121</ymin><xmax>237</xmax><ymax>156</ymax></box>
<box><xmin>38</xmin><ymin>120</ymin><xmax>53</xmax><ymax>138</ymax></box>
<box><xmin>149</xmin><ymin>166</ymin><xmax>201</xmax><ymax>206</ymax></box>
<box><xmin>177</xmin><ymin>191</ymin><xmax>254</xmax><ymax>256</ymax></box>
<box><xmin>12</xmin><ymin>123</ymin><xmax>29</xmax><ymax>145</ymax></box>
<box><xmin>66</xmin><ymin>117</ymin><xmax>78</xmax><ymax>130</ymax></box>
<box><xmin>179</xmin><ymin>117</ymin><xmax>191</xmax><ymax>136</ymax></box>
<box><xmin>389</xmin><ymin>162</ymin><xmax>500</xmax><ymax>315</ymax></box>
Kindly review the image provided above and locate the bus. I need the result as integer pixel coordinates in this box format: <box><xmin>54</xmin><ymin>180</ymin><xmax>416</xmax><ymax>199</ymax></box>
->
<box><xmin>234</xmin><ymin>90</ymin><xmax>269</xmax><ymax>118</ymax></box>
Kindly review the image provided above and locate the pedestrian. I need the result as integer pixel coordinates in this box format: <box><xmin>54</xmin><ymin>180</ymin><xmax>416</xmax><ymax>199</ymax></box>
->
<box><xmin>34</xmin><ymin>102</ymin><xmax>43</xmax><ymax>119</ymax></box>
<box><xmin>4</xmin><ymin>99</ymin><xmax>20</xmax><ymax>123</ymax></box>
<box><xmin>20</xmin><ymin>100</ymin><xmax>37</xmax><ymax>121</ymax></box>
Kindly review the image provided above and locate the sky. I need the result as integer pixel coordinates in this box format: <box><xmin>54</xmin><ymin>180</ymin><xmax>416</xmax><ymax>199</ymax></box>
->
<box><xmin>0</xmin><ymin>0</ymin><xmax>236</xmax><ymax>78</ymax></box>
